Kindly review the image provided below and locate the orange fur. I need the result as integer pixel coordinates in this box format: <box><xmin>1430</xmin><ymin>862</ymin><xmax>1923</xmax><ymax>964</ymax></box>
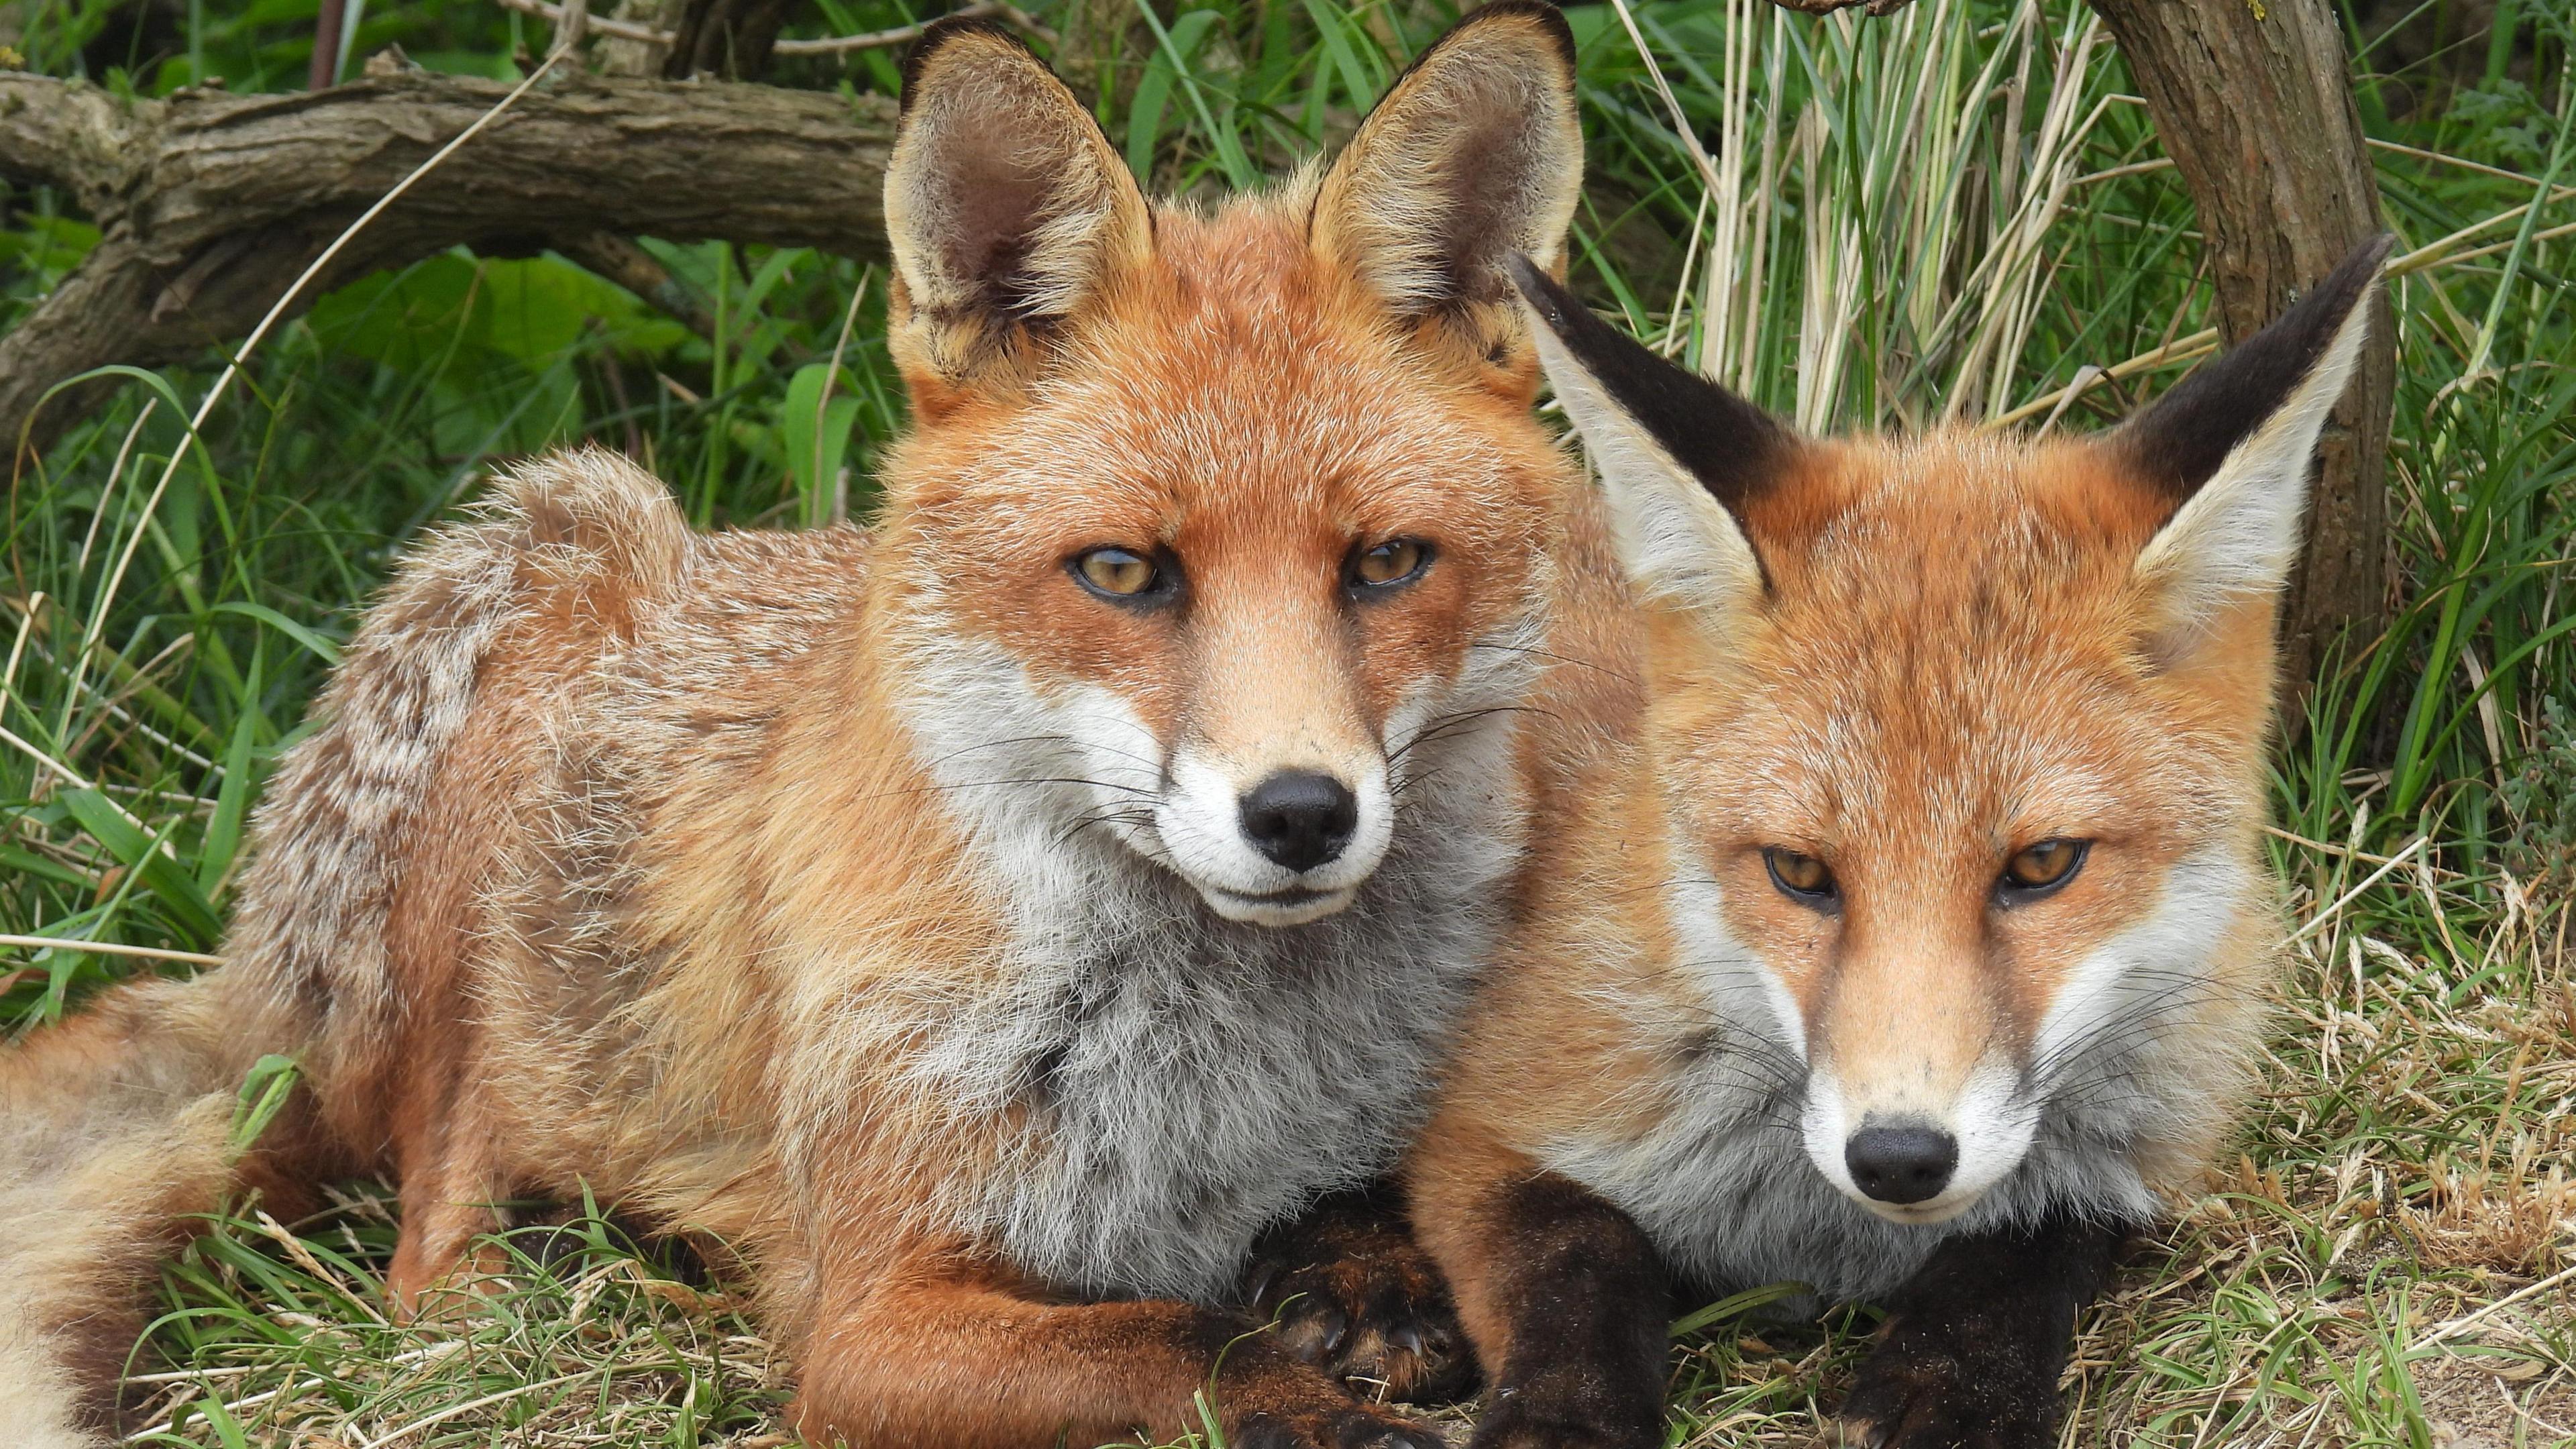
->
<box><xmin>1404</xmin><ymin>237</ymin><xmax>2389</xmax><ymax>1447</ymax></box>
<box><xmin>0</xmin><ymin>9</ymin><xmax>1617</xmax><ymax>1446</ymax></box>
<box><xmin>1428</xmin><ymin>432</ymin><xmax>2281</xmax><ymax>1198</ymax></box>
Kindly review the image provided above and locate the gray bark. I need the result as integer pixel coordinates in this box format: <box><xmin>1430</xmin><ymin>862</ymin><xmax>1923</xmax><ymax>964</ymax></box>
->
<box><xmin>2085</xmin><ymin>0</ymin><xmax>2396</xmax><ymax>677</ymax></box>
<box><xmin>0</xmin><ymin>68</ymin><xmax>896</xmax><ymax>460</ymax></box>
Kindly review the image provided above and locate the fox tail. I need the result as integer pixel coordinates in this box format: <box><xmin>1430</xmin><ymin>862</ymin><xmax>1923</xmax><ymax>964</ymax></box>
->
<box><xmin>0</xmin><ymin>449</ymin><xmax>688</xmax><ymax>1442</ymax></box>
<box><xmin>0</xmin><ymin>969</ymin><xmax>307</xmax><ymax>1446</ymax></box>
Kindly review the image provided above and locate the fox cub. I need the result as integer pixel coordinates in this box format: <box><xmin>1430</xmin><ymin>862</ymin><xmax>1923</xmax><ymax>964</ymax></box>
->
<box><xmin>1263</xmin><ymin>237</ymin><xmax>2394</xmax><ymax>1448</ymax></box>
<box><xmin>0</xmin><ymin>8</ymin><xmax>1610</xmax><ymax>1447</ymax></box>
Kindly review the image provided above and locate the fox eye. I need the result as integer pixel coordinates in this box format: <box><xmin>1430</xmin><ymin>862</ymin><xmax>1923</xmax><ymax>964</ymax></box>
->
<box><xmin>1350</xmin><ymin>538</ymin><xmax>1431</xmax><ymax>591</ymax></box>
<box><xmin>1998</xmin><ymin>839</ymin><xmax>2089</xmax><ymax>901</ymax></box>
<box><xmin>1763</xmin><ymin>847</ymin><xmax>1838</xmax><ymax>908</ymax></box>
<box><xmin>1072</xmin><ymin>547</ymin><xmax>1167</xmax><ymax>602</ymax></box>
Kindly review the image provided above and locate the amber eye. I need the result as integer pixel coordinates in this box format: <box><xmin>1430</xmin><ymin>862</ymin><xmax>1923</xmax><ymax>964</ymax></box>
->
<box><xmin>1999</xmin><ymin>839</ymin><xmax>2089</xmax><ymax>900</ymax></box>
<box><xmin>1073</xmin><ymin>547</ymin><xmax>1163</xmax><ymax>600</ymax></box>
<box><xmin>1351</xmin><ymin>538</ymin><xmax>1430</xmax><ymax>590</ymax></box>
<box><xmin>1763</xmin><ymin>847</ymin><xmax>1837</xmax><ymax>906</ymax></box>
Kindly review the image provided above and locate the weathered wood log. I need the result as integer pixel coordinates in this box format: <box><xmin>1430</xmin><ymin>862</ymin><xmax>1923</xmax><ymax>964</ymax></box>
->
<box><xmin>2084</xmin><ymin>0</ymin><xmax>2396</xmax><ymax>678</ymax></box>
<box><xmin>0</xmin><ymin>68</ymin><xmax>896</xmax><ymax>460</ymax></box>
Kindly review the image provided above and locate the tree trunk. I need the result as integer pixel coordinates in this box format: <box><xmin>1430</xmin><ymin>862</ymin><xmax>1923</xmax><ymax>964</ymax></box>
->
<box><xmin>0</xmin><ymin>69</ymin><xmax>896</xmax><ymax>461</ymax></box>
<box><xmin>662</xmin><ymin>0</ymin><xmax>798</xmax><ymax>79</ymax></box>
<box><xmin>2085</xmin><ymin>0</ymin><xmax>2395</xmax><ymax>682</ymax></box>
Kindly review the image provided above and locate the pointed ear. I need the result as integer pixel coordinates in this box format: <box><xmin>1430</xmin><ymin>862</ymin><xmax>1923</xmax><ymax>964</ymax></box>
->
<box><xmin>2121</xmin><ymin>233</ymin><xmax>2394</xmax><ymax>649</ymax></box>
<box><xmin>1311</xmin><ymin>1</ymin><xmax>1584</xmax><ymax>371</ymax></box>
<box><xmin>885</xmin><ymin>19</ymin><xmax>1152</xmax><ymax>394</ymax></box>
<box><xmin>1509</xmin><ymin>256</ymin><xmax>1794</xmax><ymax>618</ymax></box>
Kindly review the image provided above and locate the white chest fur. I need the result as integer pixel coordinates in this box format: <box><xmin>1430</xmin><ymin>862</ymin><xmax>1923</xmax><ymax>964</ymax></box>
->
<box><xmin>891</xmin><ymin>627</ymin><xmax>1536</xmax><ymax>1301</ymax></box>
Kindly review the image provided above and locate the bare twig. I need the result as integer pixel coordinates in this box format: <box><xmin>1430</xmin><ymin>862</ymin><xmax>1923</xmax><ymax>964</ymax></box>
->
<box><xmin>0</xmin><ymin>934</ymin><xmax>223</xmax><ymax>966</ymax></box>
<box><xmin>553</xmin><ymin>233</ymin><xmax>716</xmax><ymax>338</ymax></box>
<box><xmin>1765</xmin><ymin>0</ymin><xmax>1917</xmax><ymax>12</ymax></box>
<box><xmin>2410</xmin><ymin>1260</ymin><xmax>2576</xmax><ymax>1352</ymax></box>
<box><xmin>812</xmin><ymin>272</ymin><xmax>871</xmax><ymax>525</ymax></box>
<box><xmin>311</xmin><ymin>0</ymin><xmax>350</xmax><ymax>88</ymax></box>
<box><xmin>486</xmin><ymin>0</ymin><xmax>1049</xmax><ymax>55</ymax></box>
<box><xmin>1990</xmin><ymin>328</ymin><xmax>2218</xmax><ymax>429</ymax></box>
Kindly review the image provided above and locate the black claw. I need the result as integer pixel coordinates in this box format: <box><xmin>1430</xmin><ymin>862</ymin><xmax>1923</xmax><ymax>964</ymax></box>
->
<box><xmin>1321</xmin><ymin>1311</ymin><xmax>1351</xmax><ymax>1356</ymax></box>
<box><xmin>1232</xmin><ymin>1415</ymin><xmax>1300</xmax><ymax>1449</ymax></box>
<box><xmin>1240</xmin><ymin>1183</ymin><xmax>1481</xmax><ymax>1408</ymax></box>
<box><xmin>1835</xmin><ymin>1415</ymin><xmax>1888</xmax><ymax>1448</ymax></box>
<box><xmin>1358</xmin><ymin>1421</ymin><xmax>1448</xmax><ymax>1449</ymax></box>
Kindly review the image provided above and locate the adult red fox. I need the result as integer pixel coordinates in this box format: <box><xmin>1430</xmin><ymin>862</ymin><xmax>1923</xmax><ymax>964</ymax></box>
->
<box><xmin>0</xmin><ymin>9</ymin><xmax>1606</xmax><ymax>1445</ymax></box>
<box><xmin>1260</xmin><ymin>237</ymin><xmax>2394</xmax><ymax>1448</ymax></box>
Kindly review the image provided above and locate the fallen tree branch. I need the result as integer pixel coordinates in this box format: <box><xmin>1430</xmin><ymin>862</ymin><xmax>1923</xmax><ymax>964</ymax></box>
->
<box><xmin>0</xmin><ymin>68</ymin><xmax>897</xmax><ymax>458</ymax></box>
<box><xmin>0</xmin><ymin>71</ymin><xmax>131</xmax><ymax>200</ymax></box>
<box><xmin>486</xmin><ymin>0</ymin><xmax>1039</xmax><ymax>58</ymax></box>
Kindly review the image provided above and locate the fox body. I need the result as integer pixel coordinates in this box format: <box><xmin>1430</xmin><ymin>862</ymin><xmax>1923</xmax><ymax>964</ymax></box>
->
<box><xmin>1258</xmin><ymin>243</ymin><xmax>2392</xmax><ymax>1449</ymax></box>
<box><xmin>0</xmin><ymin>10</ymin><xmax>1611</xmax><ymax>1447</ymax></box>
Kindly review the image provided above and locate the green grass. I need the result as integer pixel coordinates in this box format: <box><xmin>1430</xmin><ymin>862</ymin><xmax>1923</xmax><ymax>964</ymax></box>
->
<box><xmin>4</xmin><ymin>0</ymin><xmax>2572</xmax><ymax>1444</ymax></box>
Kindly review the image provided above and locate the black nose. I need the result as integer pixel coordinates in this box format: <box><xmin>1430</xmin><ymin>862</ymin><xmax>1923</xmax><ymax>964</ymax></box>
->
<box><xmin>1237</xmin><ymin>770</ymin><xmax>1357</xmax><ymax>873</ymax></box>
<box><xmin>1844</xmin><ymin>1123</ymin><xmax>1959</xmax><ymax>1205</ymax></box>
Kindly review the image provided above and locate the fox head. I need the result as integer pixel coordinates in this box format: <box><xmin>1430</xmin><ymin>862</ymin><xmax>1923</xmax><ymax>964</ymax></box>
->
<box><xmin>869</xmin><ymin>5</ymin><xmax>1582</xmax><ymax>927</ymax></box>
<box><xmin>1515</xmin><ymin>239</ymin><xmax>2390</xmax><ymax>1222</ymax></box>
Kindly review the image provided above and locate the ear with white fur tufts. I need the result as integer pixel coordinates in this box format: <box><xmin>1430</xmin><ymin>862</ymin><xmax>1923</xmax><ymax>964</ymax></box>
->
<box><xmin>1309</xmin><ymin>1</ymin><xmax>1585</xmax><ymax>374</ymax></box>
<box><xmin>1508</xmin><ymin>254</ymin><xmax>1795</xmax><ymax>618</ymax></box>
<box><xmin>2121</xmin><ymin>233</ymin><xmax>2395</xmax><ymax>652</ymax></box>
<box><xmin>885</xmin><ymin>19</ymin><xmax>1152</xmax><ymax>400</ymax></box>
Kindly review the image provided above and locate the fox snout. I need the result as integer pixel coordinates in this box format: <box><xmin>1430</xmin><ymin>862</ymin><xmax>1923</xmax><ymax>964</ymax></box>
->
<box><xmin>1796</xmin><ymin>947</ymin><xmax>2041</xmax><ymax>1224</ymax></box>
<box><xmin>1125</xmin><ymin>550</ymin><xmax>1422</xmax><ymax>928</ymax></box>
<box><xmin>1801</xmin><ymin>1042</ymin><xmax>2040</xmax><ymax>1225</ymax></box>
<box><xmin>1238</xmin><ymin>770</ymin><xmax>1360</xmax><ymax>873</ymax></box>
<box><xmin>1160</xmin><ymin>745</ymin><xmax>1396</xmax><ymax>928</ymax></box>
<box><xmin>1841</xmin><ymin>1120</ymin><xmax>1960</xmax><ymax>1206</ymax></box>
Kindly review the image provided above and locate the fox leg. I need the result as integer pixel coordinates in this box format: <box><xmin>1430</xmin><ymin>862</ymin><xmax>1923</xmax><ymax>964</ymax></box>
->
<box><xmin>790</xmin><ymin>1248</ymin><xmax>1447</xmax><ymax>1449</ymax></box>
<box><xmin>384</xmin><ymin>1157</ymin><xmax>508</xmax><ymax>1313</ymax></box>
<box><xmin>1836</xmin><ymin>1212</ymin><xmax>2129</xmax><ymax>1449</ymax></box>
<box><xmin>1244</xmin><ymin>1179</ymin><xmax>1479</xmax><ymax>1404</ymax></box>
<box><xmin>381</xmin><ymin>1067</ymin><xmax>513</xmax><ymax>1314</ymax></box>
<box><xmin>1407</xmin><ymin>1138</ymin><xmax>1670</xmax><ymax>1449</ymax></box>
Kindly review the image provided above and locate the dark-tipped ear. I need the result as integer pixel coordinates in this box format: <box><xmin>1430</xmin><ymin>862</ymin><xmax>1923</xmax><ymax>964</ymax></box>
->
<box><xmin>2121</xmin><ymin>233</ymin><xmax>2393</xmax><ymax>642</ymax></box>
<box><xmin>885</xmin><ymin>19</ymin><xmax>1152</xmax><ymax>392</ymax></box>
<box><xmin>1311</xmin><ymin>1</ymin><xmax>1584</xmax><ymax>370</ymax></box>
<box><xmin>1509</xmin><ymin>256</ymin><xmax>1794</xmax><ymax>616</ymax></box>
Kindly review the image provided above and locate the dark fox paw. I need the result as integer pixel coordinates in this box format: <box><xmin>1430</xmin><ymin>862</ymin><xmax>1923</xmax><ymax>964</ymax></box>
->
<box><xmin>1247</xmin><ymin>1193</ymin><xmax>1478</xmax><ymax>1405</ymax></box>
<box><xmin>1234</xmin><ymin>1405</ymin><xmax>1452</xmax><ymax>1449</ymax></box>
<box><xmin>1463</xmin><ymin>1396</ymin><xmax>1658</xmax><ymax>1449</ymax></box>
<box><xmin>1836</xmin><ymin>1328</ymin><xmax>2060</xmax><ymax>1449</ymax></box>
